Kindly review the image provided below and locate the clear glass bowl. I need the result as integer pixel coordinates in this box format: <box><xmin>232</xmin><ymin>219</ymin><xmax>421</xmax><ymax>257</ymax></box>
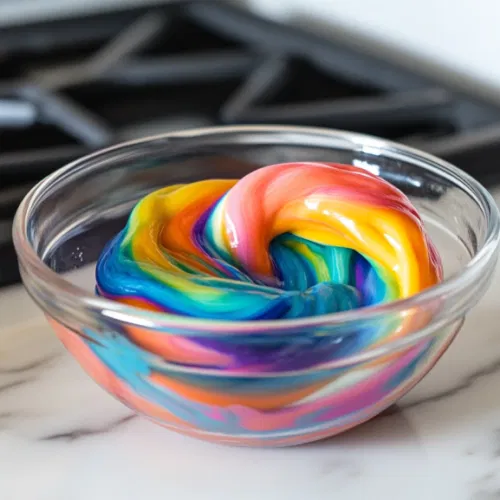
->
<box><xmin>13</xmin><ymin>125</ymin><xmax>500</xmax><ymax>447</ymax></box>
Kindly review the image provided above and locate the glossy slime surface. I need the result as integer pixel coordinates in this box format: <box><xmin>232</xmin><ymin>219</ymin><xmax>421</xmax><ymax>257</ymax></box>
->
<box><xmin>62</xmin><ymin>162</ymin><xmax>446</xmax><ymax>446</ymax></box>
<box><xmin>96</xmin><ymin>162</ymin><xmax>442</xmax><ymax>320</ymax></box>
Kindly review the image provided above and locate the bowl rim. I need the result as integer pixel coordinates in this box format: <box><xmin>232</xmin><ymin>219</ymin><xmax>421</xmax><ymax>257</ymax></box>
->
<box><xmin>12</xmin><ymin>125</ymin><xmax>500</xmax><ymax>334</ymax></box>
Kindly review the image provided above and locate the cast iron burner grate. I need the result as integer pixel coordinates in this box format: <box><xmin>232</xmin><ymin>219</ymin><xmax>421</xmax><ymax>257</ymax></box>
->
<box><xmin>2</xmin><ymin>0</ymin><xmax>500</xmax><ymax>287</ymax></box>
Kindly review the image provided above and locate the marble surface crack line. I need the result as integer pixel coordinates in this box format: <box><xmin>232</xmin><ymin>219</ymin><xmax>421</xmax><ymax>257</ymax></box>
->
<box><xmin>0</xmin><ymin>378</ymin><xmax>34</xmax><ymax>394</ymax></box>
<box><xmin>401</xmin><ymin>356</ymin><xmax>500</xmax><ymax>410</ymax></box>
<box><xmin>0</xmin><ymin>411</ymin><xmax>21</xmax><ymax>422</ymax></box>
<box><xmin>40</xmin><ymin>414</ymin><xmax>137</xmax><ymax>442</ymax></box>
<box><xmin>0</xmin><ymin>353</ymin><xmax>60</xmax><ymax>375</ymax></box>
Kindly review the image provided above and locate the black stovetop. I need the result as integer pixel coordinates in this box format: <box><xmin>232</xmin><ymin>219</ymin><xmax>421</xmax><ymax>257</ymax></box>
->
<box><xmin>2</xmin><ymin>0</ymin><xmax>500</xmax><ymax>288</ymax></box>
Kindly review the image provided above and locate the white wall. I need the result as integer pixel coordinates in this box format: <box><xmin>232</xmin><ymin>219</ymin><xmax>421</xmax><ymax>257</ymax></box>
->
<box><xmin>247</xmin><ymin>0</ymin><xmax>500</xmax><ymax>94</ymax></box>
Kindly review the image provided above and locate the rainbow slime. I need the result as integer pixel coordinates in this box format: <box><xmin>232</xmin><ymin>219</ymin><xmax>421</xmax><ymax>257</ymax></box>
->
<box><xmin>96</xmin><ymin>162</ymin><xmax>442</xmax><ymax>320</ymax></box>
<box><xmin>59</xmin><ymin>161</ymin><xmax>449</xmax><ymax>446</ymax></box>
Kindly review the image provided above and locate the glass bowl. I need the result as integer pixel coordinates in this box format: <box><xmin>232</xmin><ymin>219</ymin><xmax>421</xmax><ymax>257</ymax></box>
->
<box><xmin>13</xmin><ymin>125</ymin><xmax>500</xmax><ymax>447</ymax></box>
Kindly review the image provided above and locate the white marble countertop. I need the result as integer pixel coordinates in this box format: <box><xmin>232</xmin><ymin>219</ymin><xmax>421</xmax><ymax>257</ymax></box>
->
<box><xmin>1</xmin><ymin>189</ymin><xmax>500</xmax><ymax>500</ymax></box>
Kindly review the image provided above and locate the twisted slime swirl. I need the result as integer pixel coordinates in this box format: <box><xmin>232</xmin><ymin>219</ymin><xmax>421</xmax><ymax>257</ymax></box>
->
<box><xmin>96</xmin><ymin>162</ymin><xmax>442</xmax><ymax>320</ymax></box>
